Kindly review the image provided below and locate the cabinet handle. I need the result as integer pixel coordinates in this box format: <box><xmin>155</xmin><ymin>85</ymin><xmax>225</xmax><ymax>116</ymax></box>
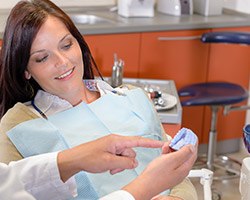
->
<box><xmin>158</xmin><ymin>35</ymin><xmax>201</xmax><ymax>41</ymax></box>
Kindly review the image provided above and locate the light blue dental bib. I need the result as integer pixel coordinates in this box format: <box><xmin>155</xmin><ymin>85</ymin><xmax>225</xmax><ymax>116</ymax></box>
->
<box><xmin>8</xmin><ymin>88</ymin><xmax>169</xmax><ymax>199</ymax></box>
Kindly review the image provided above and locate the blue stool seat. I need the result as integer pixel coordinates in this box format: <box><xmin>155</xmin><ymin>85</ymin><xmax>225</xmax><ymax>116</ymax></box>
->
<box><xmin>179</xmin><ymin>82</ymin><xmax>248</xmax><ymax>106</ymax></box>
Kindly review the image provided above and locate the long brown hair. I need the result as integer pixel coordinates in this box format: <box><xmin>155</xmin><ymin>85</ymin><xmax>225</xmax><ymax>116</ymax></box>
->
<box><xmin>0</xmin><ymin>0</ymin><xmax>102</xmax><ymax>118</ymax></box>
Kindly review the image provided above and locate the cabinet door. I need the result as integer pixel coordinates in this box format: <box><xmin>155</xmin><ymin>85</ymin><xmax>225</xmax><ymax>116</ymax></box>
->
<box><xmin>162</xmin><ymin>123</ymin><xmax>181</xmax><ymax>138</ymax></box>
<box><xmin>139</xmin><ymin>30</ymin><xmax>210</xmax><ymax>140</ymax></box>
<box><xmin>203</xmin><ymin>27</ymin><xmax>250</xmax><ymax>143</ymax></box>
<box><xmin>84</xmin><ymin>33</ymin><xmax>140</xmax><ymax>78</ymax></box>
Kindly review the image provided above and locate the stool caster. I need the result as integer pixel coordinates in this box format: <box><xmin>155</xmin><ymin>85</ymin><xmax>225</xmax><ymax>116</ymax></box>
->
<box><xmin>211</xmin><ymin>188</ymin><xmax>222</xmax><ymax>200</ymax></box>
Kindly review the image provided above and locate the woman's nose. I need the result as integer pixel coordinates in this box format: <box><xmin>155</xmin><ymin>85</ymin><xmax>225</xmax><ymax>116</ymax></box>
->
<box><xmin>54</xmin><ymin>52</ymin><xmax>68</xmax><ymax>68</ymax></box>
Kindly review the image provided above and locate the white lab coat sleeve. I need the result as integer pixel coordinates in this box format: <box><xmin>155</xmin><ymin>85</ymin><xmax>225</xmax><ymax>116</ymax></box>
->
<box><xmin>0</xmin><ymin>162</ymin><xmax>36</xmax><ymax>200</ymax></box>
<box><xmin>7</xmin><ymin>152</ymin><xmax>77</xmax><ymax>200</ymax></box>
<box><xmin>100</xmin><ymin>190</ymin><xmax>135</xmax><ymax>200</ymax></box>
<box><xmin>0</xmin><ymin>151</ymin><xmax>135</xmax><ymax>200</ymax></box>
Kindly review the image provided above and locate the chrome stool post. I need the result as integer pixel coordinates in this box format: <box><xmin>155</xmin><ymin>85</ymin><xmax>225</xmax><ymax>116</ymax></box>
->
<box><xmin>207</xmin><ymin>106</ymin><xmax>219</xmax><ymax>170</ymax></box>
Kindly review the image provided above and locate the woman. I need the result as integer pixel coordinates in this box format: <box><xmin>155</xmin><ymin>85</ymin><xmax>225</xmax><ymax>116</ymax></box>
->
<box><xmin>0</xmin><ymin>0</ymin><xmax>197</xmax><ymax>199</ymax></box>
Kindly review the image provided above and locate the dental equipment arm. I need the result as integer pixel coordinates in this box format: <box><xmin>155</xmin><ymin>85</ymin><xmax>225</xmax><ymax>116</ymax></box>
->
<box><xmin>188</xmin><ymin>169</ymin><xmax>214</xmax><ymax>200</ymax></box>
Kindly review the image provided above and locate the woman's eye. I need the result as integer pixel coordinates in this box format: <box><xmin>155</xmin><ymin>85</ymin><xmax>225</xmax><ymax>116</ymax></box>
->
<box><xmin>36</xmin><ymin>55</ymin><xmax>48</xmax><ymax>63</ymax></box>
<box><xmin>63</xmin><ymin>41</ymin><xmax>73</xmax><ymax>50</ymax></box>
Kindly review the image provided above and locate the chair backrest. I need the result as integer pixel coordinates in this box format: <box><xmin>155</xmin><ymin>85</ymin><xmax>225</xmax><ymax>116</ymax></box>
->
<box><xmin>201</xmin><ymin>32</ymin><xmax>250</xmax><ymax>45</ymax></box>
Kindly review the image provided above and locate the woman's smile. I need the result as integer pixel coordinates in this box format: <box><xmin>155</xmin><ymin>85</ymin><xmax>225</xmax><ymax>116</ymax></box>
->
<box><xmin>55</xmin><ymin>67</ymin><xmax>75</xmax><ymax>80</ymax></box>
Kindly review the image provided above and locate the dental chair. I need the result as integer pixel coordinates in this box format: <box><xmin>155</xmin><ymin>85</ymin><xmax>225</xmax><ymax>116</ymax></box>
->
<box><xmin>178</xmin><ymin>32</ymin><xmax>250</xmax><ymax>180</ymax></box>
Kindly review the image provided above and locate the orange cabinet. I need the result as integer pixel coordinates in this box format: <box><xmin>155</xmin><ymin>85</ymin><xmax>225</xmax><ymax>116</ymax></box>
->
<box><xmin>202</xmin><ymin>27</ymin><xmax>250</xmax><ymax>143</ymax></box>
<box><xmin>84</xmin><ymin>33</ymin><xmax>140</xmax><ymax>78</ymax></box>
<box><xmin>139</xmin><ymin>29</ymin><xmax>210</xmax><ymax>141</ymax></box>
<box><xmin>162</xmin><ymin>123</ymin><xmax>181</xmax><ymax>138</ymax></box>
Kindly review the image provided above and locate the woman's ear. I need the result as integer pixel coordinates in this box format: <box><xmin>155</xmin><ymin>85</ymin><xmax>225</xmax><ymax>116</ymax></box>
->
<box><xmin>24</xmin><ymin>70</ymin><xmax>31</xmax><ymax>79</ymax></box>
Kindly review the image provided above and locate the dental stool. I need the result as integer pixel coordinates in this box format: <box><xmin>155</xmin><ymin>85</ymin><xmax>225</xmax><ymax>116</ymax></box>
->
<box><xmin>178</xmin><ymin>32</ymin><xmax>250</xmax><ymax>180</ymax></box>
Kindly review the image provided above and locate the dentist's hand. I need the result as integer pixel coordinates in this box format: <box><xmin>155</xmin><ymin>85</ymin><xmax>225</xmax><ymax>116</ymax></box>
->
<box><xmin>57</xmin><ymin>134</ymin><xmax>164</xmax><ymax>182</ymax></box>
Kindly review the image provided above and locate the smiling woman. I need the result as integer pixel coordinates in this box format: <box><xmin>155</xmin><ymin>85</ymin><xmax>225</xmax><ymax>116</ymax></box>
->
<box><xmin>0</xmin><ymin>0</ymin><xmax>102</xmax><ymax>117</ymax></box>
<box><xmin>25</xmin><ymin>16</ymin><xmax>90</xmax><ymax>106</ymax></box>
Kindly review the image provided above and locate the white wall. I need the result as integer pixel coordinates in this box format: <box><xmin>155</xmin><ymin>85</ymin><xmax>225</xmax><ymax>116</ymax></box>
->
<box><xmin>224</xmin><ymin>0</ymin><xmax>250</xmax><ymax>14</ymax></box>
<box><xmin>0</xmin><ymin>0</ymin><xmax>116</xmax><ymax>9</ymax></box>
<box><xmin>0</xmin><ymin>0</ymin><xmax>20</xmax><ymax>9</ymax></box>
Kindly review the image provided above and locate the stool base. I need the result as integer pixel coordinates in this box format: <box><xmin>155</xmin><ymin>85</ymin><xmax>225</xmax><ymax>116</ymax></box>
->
<box><xmin>194</xmin><ymin>154</ymin><xmax>241</xmax><ymax>180</ymax></box>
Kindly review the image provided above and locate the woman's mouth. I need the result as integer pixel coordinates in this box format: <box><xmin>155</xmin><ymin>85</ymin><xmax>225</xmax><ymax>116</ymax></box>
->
<box><xmin>56</xmin><ymin>67</ymin><xmax>75</xmax><ymax>79</ymax></box>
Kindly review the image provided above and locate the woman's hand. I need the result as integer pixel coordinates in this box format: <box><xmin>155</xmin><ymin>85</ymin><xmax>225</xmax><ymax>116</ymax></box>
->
<box><xmin>57</xmin><ymin>134</ymin><xmax>164</xmax><ymax>182</ymax></box>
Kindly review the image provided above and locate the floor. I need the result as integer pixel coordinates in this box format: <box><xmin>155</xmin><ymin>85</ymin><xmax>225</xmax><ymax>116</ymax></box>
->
<box><xmin>189</xmin><ymin>143</ymin><xmax>249</xmax><ymax>200</ymax></box>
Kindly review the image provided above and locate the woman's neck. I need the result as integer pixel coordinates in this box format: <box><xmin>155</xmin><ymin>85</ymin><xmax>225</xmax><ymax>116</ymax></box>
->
<box><xmin>66</xmin><ymin>83</ymin><xmax>100</xmax><ymax>106</ymax></box>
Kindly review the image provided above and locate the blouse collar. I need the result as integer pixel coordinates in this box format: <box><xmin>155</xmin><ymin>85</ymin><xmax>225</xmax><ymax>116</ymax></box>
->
<box><xmin>32</xmin><ymin>79</ymin><xmax>117</xmax><ymax>116</ymax></box>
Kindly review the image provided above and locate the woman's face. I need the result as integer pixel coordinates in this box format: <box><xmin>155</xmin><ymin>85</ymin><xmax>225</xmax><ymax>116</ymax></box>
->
<box><xmin>26</xmin><ymin>16</ymin><xmax>84</xmax><ymax>99</ymax></box>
